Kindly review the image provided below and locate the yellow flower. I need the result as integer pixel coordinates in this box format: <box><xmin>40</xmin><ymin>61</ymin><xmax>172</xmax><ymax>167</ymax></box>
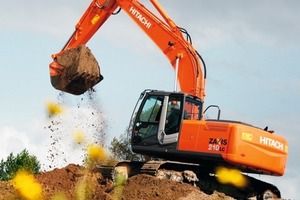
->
<box><xmin>46</xmin><ymin>100</ymin><xmax>63</xmax><ymax>117</ymax></box>
<box><xmin>73</xmin><ymin>130</ymin><xmax>85</xmax><ymax>144</ymax></box>
<box><xmin>87</xmin><ymin>144</ymin><xmax>107</xmax><ymax>162</ymax></box>
<box><xmin>215</xmin><ymin>167</ymin><xmax>248</xmax><ymax>188</ymax></box>
<box><xmin>12</xmin><ymin>170</ymin><xmax>42</xmax><ymax>200</ymax></box>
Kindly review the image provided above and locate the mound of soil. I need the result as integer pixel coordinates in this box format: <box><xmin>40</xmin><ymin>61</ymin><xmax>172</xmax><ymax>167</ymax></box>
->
<box><xmin>0</xmin><ymin>164</ymin><xmax>234</xmax><ymax>200</ymax></box>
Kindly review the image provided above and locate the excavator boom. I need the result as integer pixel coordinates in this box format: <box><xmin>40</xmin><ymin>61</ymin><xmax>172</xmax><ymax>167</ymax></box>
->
<box><xmin>50</xmin><ymin>0</ymin><xmax>205</xmax><ymax>99</ymax></box>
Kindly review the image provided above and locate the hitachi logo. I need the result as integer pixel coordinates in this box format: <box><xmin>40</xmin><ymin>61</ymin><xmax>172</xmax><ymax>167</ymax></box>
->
<box><xmin>260</xmin><ymin>136</ymin><xmax>284</xmax><ymax>151</ymax></box>
<box><xmin>129</xmin><ymin>6</ymin><xmax>152</xmax><ymax>29</ymax></box>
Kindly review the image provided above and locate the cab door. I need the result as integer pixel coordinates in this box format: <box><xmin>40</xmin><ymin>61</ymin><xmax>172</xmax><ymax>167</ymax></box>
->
<box><xmin>131</xmin><ymin>92</ymin><xmax>183</xmax><ymax>146</ymax></box>
<box><xmin>157</xmin><ymin>95</ymin><xmax>183</xmax><ymax>145</ymax></box>
<box><xmin>132</xmin><ymin>94</ymin><xmax>163</xmax><ymax>145</ymax></box>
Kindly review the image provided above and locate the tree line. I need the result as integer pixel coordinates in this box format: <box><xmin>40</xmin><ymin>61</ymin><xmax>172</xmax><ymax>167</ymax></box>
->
<box><xmin>0</xmin><ymin>131</ymin><xmax>140</xmax><ymax>181</ymax></box>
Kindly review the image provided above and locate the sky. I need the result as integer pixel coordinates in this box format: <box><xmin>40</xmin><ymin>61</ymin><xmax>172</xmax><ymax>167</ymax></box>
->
<box><xmin>0</xmin><ymin>0</ymin><xmax>299</xmax><ymax>198</ymax></box>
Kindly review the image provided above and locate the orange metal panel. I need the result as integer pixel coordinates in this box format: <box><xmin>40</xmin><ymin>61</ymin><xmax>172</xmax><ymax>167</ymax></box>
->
<box><xmin>225</xmin><ymin>124</ymin><xmax>288</xmax><ymax>175</ymax></box>
<box><xmin>178</xmin><ymin>120</ymin><xmax>230</xmax><ymax>154</ymax></box>
<box><xmin>178</xmin><ymin>120</ymin><xmax>288</xmax><ymax>175</ymax></box>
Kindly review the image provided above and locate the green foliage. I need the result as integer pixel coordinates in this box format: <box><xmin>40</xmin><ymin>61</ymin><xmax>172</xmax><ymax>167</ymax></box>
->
<box><xmin>109</xmin><ymin>131</ymin><xmax>145</xmax><ymax>161</ymax></box>
<box><xmin>0</xmin><ymin>149</ymin><xmax>40</xmax><ymax>181</ymax></box>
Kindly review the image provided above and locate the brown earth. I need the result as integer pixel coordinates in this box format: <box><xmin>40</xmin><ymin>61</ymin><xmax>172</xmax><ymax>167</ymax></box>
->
<box><xmin>0</xmin><ymin>164</ymin><xmax>234</xmax><ymax>200</ymax></box>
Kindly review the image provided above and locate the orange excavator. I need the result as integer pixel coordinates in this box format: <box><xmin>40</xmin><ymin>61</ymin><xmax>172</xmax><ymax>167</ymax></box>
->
<box><xmin>49</xmin><ymin>0</ymin><xmax>288</xmax><ymax>199</ymax></box>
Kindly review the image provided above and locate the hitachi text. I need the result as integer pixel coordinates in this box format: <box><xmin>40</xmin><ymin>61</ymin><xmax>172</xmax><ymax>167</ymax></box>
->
<box><xmin>129</xmin><ymin>6</ymin><xmax>152</xmax><ymax>29</ymax></box>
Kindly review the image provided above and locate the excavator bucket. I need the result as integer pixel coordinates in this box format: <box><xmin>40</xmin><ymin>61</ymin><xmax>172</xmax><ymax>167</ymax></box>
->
<box><xmin>50</xmin><ymin>45</ymin><xmax>103</xmax><ymax>95</ymax></box>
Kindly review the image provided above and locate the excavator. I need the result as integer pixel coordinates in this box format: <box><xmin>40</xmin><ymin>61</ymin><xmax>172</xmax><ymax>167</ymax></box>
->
<box><xmin>49</xmin><ymin>0</ymin><xmax>288</xmax><ymax>199</ymax></box>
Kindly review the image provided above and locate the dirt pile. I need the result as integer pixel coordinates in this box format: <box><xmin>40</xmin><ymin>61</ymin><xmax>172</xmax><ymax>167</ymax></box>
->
<box><xmin>0</xmin><ymin>164</ymin><xmax>235</xmax><ymax>200</ymax></box>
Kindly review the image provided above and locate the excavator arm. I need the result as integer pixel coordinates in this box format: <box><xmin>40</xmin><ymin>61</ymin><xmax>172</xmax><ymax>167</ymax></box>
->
<box><xmin>50</xmin><ymin>0</ymin><xmax>206</xmax><ymax>99</ymax></box>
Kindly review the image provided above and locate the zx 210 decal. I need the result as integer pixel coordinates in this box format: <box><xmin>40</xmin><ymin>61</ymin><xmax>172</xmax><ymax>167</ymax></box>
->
<box><xmin>208</xmin><ymin>138</ymin><xmax>227</xmax><ymax>152</ymax></box>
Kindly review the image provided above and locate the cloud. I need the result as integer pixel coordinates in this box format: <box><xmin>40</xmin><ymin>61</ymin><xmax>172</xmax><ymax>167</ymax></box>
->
<box><xmin>0</xmin><ymin>127</ymin><xmax>29</xmax><ymax>159</ymax></box>
<box><xmin>0</xmin><ymin>126</ymin><xmax>49</xmax><ymax>169</ymax></box>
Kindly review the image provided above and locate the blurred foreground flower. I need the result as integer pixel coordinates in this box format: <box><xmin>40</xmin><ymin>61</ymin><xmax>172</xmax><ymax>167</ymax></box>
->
<box><xmin>46</xmin><ymin>100</ymin><xmax>63</xmax><ymax>117</ymax></box>
<box><xmin>87</xmin><ymin>144</ymin><xmax>107</xmax><ymax>161</ymax></box>
<box><xmin>215</xmin><ymin>167</ymin><xmax>248</xmax><ymax>188</ymax></box>
<box><xmin>73</xmin><ymin>129</ymin><xmax>86</xmax><ymax>144</ymax></box>
<box><xmin>12</xmin><ymin>170</ymin><xmax>42</xmax><ymax>200</ymax></box>
<box><xmin>85</xmin><ymin>144</ymin><xmax>108</xmax><ymax>168</ymax></box>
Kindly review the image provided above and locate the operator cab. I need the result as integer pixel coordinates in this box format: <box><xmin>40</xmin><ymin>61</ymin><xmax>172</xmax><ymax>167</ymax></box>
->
<box><xmin>130</xmin><ymin>90</ymin><xmax>203</xmax><ymax>150</ymax></box>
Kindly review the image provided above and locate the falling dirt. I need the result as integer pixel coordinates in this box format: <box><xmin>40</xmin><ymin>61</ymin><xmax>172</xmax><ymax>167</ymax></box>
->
<box><xmin>44</xmin><ymin>91</ymin><xmax>108</xmax><ymax>171</ymax></box>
